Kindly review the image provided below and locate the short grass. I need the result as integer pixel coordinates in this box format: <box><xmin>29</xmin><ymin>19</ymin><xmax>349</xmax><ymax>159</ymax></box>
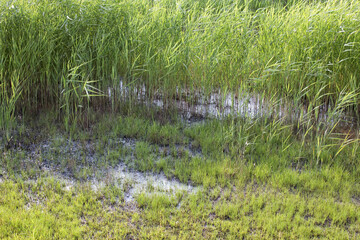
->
<box><xmin>0</xmin><ymin>176</ymin><xmax>359</xmax><ymax>239</ymax></box>
<box><xmin>0</xmin><ymin>110</ymin><xmax>359</xmax><ymax>238</ymax></box>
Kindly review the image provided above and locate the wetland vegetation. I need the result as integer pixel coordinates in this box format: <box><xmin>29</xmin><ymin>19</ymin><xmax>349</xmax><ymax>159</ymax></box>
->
<box><xmin>1</xmin><ymin>0</ymin><xmax>360</xmax><ymax>238</ymax></box>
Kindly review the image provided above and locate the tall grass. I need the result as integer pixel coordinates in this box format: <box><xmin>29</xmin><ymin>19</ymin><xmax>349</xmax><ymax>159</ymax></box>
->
<box><xmin>0</xmin><ymin>0</ymin><xmax>359</xmax><ymax>126</ymax></box>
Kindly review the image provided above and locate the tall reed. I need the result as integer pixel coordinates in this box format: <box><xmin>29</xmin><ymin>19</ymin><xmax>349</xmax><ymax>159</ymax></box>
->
<box><xmin>1</xmin><ymin>0</ymin><xmax>359</xmax><ymax>126</ymax></box>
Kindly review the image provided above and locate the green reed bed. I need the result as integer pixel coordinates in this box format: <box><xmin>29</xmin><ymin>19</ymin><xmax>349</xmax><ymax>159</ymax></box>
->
<box><xmin>1</xmin><ymin>0</ymin><xmax>360</xmax><ymax>129</ymax></box>
<box><xmin>1</xmin><ymin>0</ymin><xmax>360</xmax><ymax>237</ymax></box>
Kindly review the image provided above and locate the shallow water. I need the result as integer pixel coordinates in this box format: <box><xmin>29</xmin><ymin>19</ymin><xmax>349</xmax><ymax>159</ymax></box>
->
<box><xmin>108</xmin><ymin>81</ymin><xmax>358</xmax><ymax>130</ymax></box>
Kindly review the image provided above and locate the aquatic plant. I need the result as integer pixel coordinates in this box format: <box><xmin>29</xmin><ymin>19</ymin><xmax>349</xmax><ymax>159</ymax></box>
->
<box><xmin>1</xmin><ymin>0</ymin><xmax>360</xmax><ymax>128</ymax></box>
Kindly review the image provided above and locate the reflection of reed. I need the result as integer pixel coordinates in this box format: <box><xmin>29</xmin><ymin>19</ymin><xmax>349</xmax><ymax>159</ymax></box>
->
<box><xmin>108</xmin><ymin>82</ymin><xmax>358</xmax><ymax>137</ymax></box>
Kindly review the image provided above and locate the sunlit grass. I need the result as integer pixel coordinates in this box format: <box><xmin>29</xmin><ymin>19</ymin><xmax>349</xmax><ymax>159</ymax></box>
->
<box><xmin>1</xmin><ymin>109</ymin><xmax>359</xmax><ymax>238</ymax></box>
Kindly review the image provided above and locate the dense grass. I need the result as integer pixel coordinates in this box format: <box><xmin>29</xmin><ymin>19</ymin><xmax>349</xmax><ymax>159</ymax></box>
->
<box><xmin>1</xmin><ymin>0</ymin><xmax>360</xmax><ymax>129</ymax></box>
<box><xmin>1</xmin><ymin>179</ymin><xmax>359</xmax><ymax>239</ymax></box>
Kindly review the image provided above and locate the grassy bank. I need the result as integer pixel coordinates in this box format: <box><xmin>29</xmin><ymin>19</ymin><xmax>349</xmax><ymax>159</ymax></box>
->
<box><xmin>0</xmin><ymin>110</ymin><xmax>359</xmax><ymax>238</ymax></box>
<box><xmin>1</xmin><ymin>0</ymin><xmax>360</xmax><ymax>128</ymax></box>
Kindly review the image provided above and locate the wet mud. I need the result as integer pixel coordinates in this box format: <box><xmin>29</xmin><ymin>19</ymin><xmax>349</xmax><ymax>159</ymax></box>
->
<box><xmin>0</xmin><ymin>135</ymin><xmax>201</xmax><ymax>203</ymax></box>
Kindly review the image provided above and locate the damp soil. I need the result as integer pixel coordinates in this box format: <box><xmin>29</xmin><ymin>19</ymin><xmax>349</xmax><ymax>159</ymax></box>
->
<box><xmin>0</xmin><ymin>133</ymin><xmax>201</xmax><ymax>204</ymax></box>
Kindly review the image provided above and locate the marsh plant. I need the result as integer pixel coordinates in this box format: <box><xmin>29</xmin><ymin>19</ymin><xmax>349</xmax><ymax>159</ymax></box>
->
<box><xmin>1</xmin><ymin>0</ymin><xmax>360</xmax><ymax>128</ymax></box>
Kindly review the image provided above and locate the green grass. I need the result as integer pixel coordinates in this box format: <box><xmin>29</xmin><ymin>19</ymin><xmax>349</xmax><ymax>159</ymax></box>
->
<box><xmin>0</xmin><ymin>178</ymin><xmax>359</xmax><ymax>239</ymax></box>
<box><xmin>1</xmin><ymin>0</ymin><xmax>360</xmax><ymax>238</ymax></box>
<box><xmin>0</xmin><ymin>110</ymin><xmax>359</xmax><ymax>238</ymax></box>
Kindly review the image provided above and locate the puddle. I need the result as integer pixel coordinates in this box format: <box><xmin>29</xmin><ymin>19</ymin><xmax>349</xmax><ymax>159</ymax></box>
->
<box><xmin>108</xmin><ymin>82</ymin><xmax>279</xmax><ymax>120</ymax></box>
<box><xmin>108</xmin><ymin>81</ymin><xmax>358</xmax><ymax>131</ymax></box>
<box><xmin>152</xmin><ymin>92</ymin><xmax>283</xmax><ymax>120</ymax></box>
